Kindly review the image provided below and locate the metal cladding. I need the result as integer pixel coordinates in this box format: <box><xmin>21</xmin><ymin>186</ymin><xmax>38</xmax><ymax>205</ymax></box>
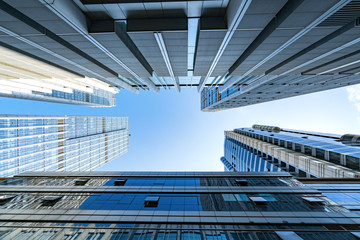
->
<box><xmin>0</xmin><ymin>1</ymin><xmax>360</xmax><ymax>109</ymax></box>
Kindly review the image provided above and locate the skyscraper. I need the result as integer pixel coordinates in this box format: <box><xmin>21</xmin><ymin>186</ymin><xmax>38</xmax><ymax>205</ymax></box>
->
<box><xmin>1</xmin><ymin>1</ymin><xmax>360</xmax><ymax>110</ymax></box>
<box><xmin>0</xmin><ymin>171</ymin><xmax>359</xmax><ymax>239</ymax></box>
<box><xmin>0</xmin><ymin>46</ymin><xmax>118</xmax><ymax>106</ymax></box>
<box><xmin>0</xmin><ymin>115</ymin><xmax>129</xmax><ymax>177</ymax></box>
<box><xmin>222</xmin><ymin>124</ymin><xmax>360</xmax><ymax>178</ymax></box>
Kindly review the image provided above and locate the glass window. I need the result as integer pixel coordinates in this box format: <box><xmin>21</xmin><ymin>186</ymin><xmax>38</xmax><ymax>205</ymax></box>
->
<box><xmin>132</xmin><ymin>233</ymin><xmax>153</xmax><ymax>240</ymax></box>
<box><xmin>234</xmin><ymin>194</ymin><xmax>249</xmax><ymax>202</ymax></box>
<box><xmin>329</xmin><ymin>152</ymin><xmax>340</xmax><ymax>164</ymax></box>
<box><xmin>222</xmin><ymin>194</ymin><xmax>236</xmax><ymax>201</ymax></box>
<box><xmin>182</xmin><ymin>232</ymin><xmax>202</xmax><ymax>240</ymax></box>
<box><xmin>157</xmin><ymin>232</ymin><xmax>177</xmax><ymax>240</ymax></box>
<box><xmin>86</xmin><ymin>233</ymin><xmax>105</xmax><ymax>240</ymax></box>
<box><xmin>304</xmin><ymin>146</ymin><xmax>312</xmax><ymax>155</ymax></box>
<box><xmin>299</xmin><ymin>170</ymin><xmax>307</xmax><ymax>178</ymax></box>
<box><xmin>63</xmin><ymin>232</ymin><xmax>81</xmax><ymax>240</ymax></box>
<box><xmin>259</xmin><ymin>194</ymin><xmax>277</xmax><ymax>202</ymax></box>
<box><xmin>296</xmin><ymin>231</ymin><xmax>358</xmax><ymax>240</ymax></box>
<box><xmin>316</xmin><ymin>149</ymin><xmax>325</xmax><ymax>159</ymax></box>
<box><xmin>110</xmin><ymin>232</ymin><xmax>128</xmax><ymax>240</ymax></box>
<box><xmin>206</xmin><ymin>233</ymin><xmax>227</xmax><ymax>240</ymax></box>
<box><xmin>346</xmin><ymin>156</ymin><xmax>360</xmax><ymax>170</ymax></box>
<box><xmin>229</xmin><ymin>232</ymin><xmax>251</xmax><ymax>240</ymax></box>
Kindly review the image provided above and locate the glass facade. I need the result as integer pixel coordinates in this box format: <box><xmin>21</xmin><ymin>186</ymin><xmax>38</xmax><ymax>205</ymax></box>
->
<box><xmin>0</xmin><ymin>115</ymin><xmax>129</xmax><ymax>177</ymax></box>
<box><xmin>223</xmin><ymin>137</ymin><xmax>281</xmax><ymax>173</ymax></box>
<box><xmin>0</xmin><ymin>84</ymin><xmax>116</xmax><ymax>107</ymax></box>
<box><xmin>300</xmin><ymin>179</ymin><xmax>360</xmax><ymax>214</ymax></box>
<box><xmin>0</xmin><ymin>172</ymin><xmax>359</xmax><ymax>240</ymax></box>
<box><xmin>222</xmin><ymin>125</ymin><xmax>360</xmax><ymax>178</ymax></box>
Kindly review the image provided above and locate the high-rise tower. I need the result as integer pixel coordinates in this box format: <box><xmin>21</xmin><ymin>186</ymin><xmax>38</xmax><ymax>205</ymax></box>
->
<box><xmin>222</xmin><ymin>124</ymin><xmax>360</xmax><ymax>178</ymax></box>
<box><xmin>0</xmin><ymin>115</ymin><xmax>129</xmax><ymax>177</ymax></box>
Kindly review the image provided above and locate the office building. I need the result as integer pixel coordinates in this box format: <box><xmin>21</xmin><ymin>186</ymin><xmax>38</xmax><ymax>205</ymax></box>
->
<box><xmin>1</xmin><ymin>1</ymin><xmax>360</xmax><ymax>110</ymax></box>
<box><xmin>222</xmin><ymin>124</ymin><xmax>360</xmax><ymax>178</ymax></box>
<box><xmin>299</xmin><ymin>177</ymin><xmax>360</xmax><ymax>213</ymax></box>
<box><xmin>0</xmin><ymin>115</ymin><xmax>129</xmax><ymax>177</ymax></box>
<box><xmin>0</xmin><ymin>171</ymin><xmax>359</xmax><ymax>239</ymax></box>
<box><xmin>0</xmin><ymin>45</ymin><xmax>117</xmax><ymax>106</ymax></box>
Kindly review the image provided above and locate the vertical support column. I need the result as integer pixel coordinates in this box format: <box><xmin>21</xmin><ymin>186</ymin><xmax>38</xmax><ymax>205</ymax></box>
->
<box><xmin>187</xmin><ymin>18</ymin><xmax>200</xmax><ymax>78</ymax></box>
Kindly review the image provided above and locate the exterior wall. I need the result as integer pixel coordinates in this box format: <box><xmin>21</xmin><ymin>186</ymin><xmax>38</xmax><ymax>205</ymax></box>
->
<box><xmin>299</xmin><ymin>179</ymin><xmax>360</xmax><ymax>214</ymax></box>
<box><xmin>0</xmin><ymin>171</ymin><xmax>359</xmax><ymax>239</ymax></box>
<box><xmin>0</xmin><ymin>88</ymin><xmax>116</xmax><ymax>107</ymax></box>
<box><xmin>0</xmin><ymin>116</ymin><xmax>128</xmax><ymax>177</ymax></box>
<box><xmin>201</xmin><ymin>75</ymin><xmax>360</xmax><ymax>111</ymax></box>
<box><xmin>224</xmin><ymin>131</ymin><xmax>360</xmax><ymax>178</ymax></box>
<box><xmin>224</xmin><ymin>137</ymin><xmax>280</xmax><ymax>173</ymax></box>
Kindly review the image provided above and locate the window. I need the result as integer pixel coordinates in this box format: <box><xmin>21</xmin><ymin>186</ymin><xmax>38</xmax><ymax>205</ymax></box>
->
<box><xmin>63</xmin><ymin>232</ymin><xmax>81</xmax><ymax>240</ymax></box>
<box><xmin>110</xmin><ymin>232</ymin><xmax>128</xmax><ymax>240</ymax></box>
<box><xmin>305</xmin><ymin>146</ymin><xmax>312</xmax><ymax>155</ymax></box>
<box><xmin>329</xmin><ymin>152</ymin><xmax>340</xmax><ymax>164</ymax></box>
<box><xmin>275</xmin><ymin>231</ymin><xmax>302</xmax><ymax>240</ymax></box>
<box><xmin>205</xmin><ymin>233</ymin><xmax>227</xmax><ymax>240</ymax></box>
<box><xmin>41</xmin><ymin>196</ymin><xmax>62</xmax><ymax>206</ymax></box>
<box><xmin>114</xmin><ymin>179</ymin><xmax>127</xmax><ymax>186</ymax></box>
<box><xmin>346</xmin><ymin>156</ymin><xmax>360</xmax><ymax>170</ymax></box>
<box><xmin>86</xmin><ymin>232</ymin><xmax>105</xmax><ymax>240</ymax></box>
<box><xmin>230</xmin><ymin>232</ymin><xmax>251</xmax><ymax>240</ymax></box>
<box><xmin>132</xmin><ymin>233</ymin><xmax>153</xmax><ymax>240</ymax></box>
<box><xmin>234</xmin><ymin>194</ymin><xmax>250</xmax><ymax>202</ymax></box>
<box><xmin>157</xmin><ymin>232</ymin><xmax>177</xmax><ymax>240</ymax></box>
<box><xmin>299</xmin><ymin>170</ymin><xmax>307</xmax><ymax>178</ymax></box>
<box><xmin>316</xmin><ymin>149</ymin><xmax>325</xmax><ymax>160</ymax></box>
<box><xmin>249</xmin><ymin>197</ymin><xmax>267</xmax><ymax>205</ymax></box>
<box><xmin>74</xmin><ymin>179</ymin><xmax>89</xmax><ymax>186</ymax></box>
<box><xmin>234</xmin><ymin>179</ymin><xmax>248</xmax><ymax>186</ymax></box>
<box><xmin>222</xmin><ymin>194</ymin><xmax>236</xmax><ymax>201</ymax></box>
<box><xmin>0</xmin><ymin>195</ymin><xmax>15</xmax><ymax>205</ymax></box>
<box><xmin>182</xmin><ymin>232</ymin><xmax>202</xmax><ymax>240</ymax></box>
<box><xmin>144</xmin><ymin>196</ymin><xmax>160</xmax><ymax>207</ymax></box>
<box><xmin>302</xmin><ymin>197</ymin><xmax>325</xmax><ymax>205</ymax></box>
<box><xmin>259</xmin><ymin>194</ymin><xmax>277</xmax><ymax>202</ymax></box>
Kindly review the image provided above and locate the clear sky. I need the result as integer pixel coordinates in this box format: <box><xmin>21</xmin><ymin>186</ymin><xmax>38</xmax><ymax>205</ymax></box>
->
<box><xmin>1</xmin><ymin>85</ymin><xmax>360</xmax><ymax>171</ymax></box>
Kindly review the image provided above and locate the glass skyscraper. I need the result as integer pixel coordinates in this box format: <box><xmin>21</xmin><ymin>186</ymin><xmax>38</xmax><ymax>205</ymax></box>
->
<box><xmin>0</xmin><ymin>44</ymin><xmax>117</xmax><ymax>107</ymax></box>
<box><xmin>222</xmin><ymin>124</ymin><xmax>360</xmax><ymax>178</ymax></box>
<box><xmin>0</xmin><ymin>115</ymin><xmax>129</xmax><ymax>177</ymax></box>
<box><xmin>0</xmin><ymin>171</ymin><xmax>359</xmax><ymax>239</ymax></box>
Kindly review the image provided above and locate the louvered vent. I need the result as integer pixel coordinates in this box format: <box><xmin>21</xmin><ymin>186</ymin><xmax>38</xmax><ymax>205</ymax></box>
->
<box><xmin>319</xmin><ymin>0</ymin><xmax>360</xmax><ymax>26</ymax></box>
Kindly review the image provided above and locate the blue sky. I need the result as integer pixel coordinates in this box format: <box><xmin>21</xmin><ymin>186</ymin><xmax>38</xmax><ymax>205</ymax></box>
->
<box><xmin>1</xmin><ymin>85</ymin><xmax>360</xmax><ymax>171</ymax></box>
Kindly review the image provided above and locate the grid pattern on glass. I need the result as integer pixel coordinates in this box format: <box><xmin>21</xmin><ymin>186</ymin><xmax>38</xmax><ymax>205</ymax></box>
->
<box><xmin>0</xmin><ymin>116</ymin><xmax>129</xmax><ymax>177</ymax></box>
<box><xmin>157</xmin><ymin>232</ymin><xmax>177</xmax><ymax>240</ymax></box>
<box><xmin>235</xmin><ymin>128</ymin><xmax>360</xmax><ymax>171</ymax></box>
<box><xmin>224</xmin><ymin>137</ymin><xmax>281</xmax><ymax>173</ymax></box>
<box><xmin>295</xmin><ymin>231</ymin><xmax>358</xmax><ymax>240</ymax></box>
<box><xmin>0</xmin><ymin>191</ymin><xmax>342</xmax><ymax>212</ymax></box>
<box><xmin>0</xmin><ymin>177</ymin><xmax>112</xmax><ymax>186</ymax></box>
<box><xmin>111</xmin><ymin>232</ymin><xmax>129</xmax><ymax>240</ymax></box>
<box><xmin>1</xmin><ymin>222</ymin><xmax>356</xmax><ymax>240</ymax></box>
<box><xmin>104</xmin><ymin>177</ymin><xmax>290</xmax><ymax>187</ymax></box>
